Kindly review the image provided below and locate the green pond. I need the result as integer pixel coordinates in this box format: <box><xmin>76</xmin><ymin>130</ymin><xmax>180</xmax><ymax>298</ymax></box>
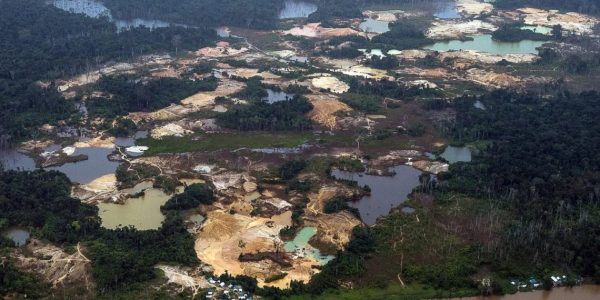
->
<box><xmin>284</xmin><ymin>227</ymin><xmax>334</xmax><ymax>265</ymax></box>
<box><xmin>424</xmin><ymin>35</ymin><xmax>546</xmax><ymax>55</ymax></box>
<box><xmin>521</xmin><ymin>25</ymin><xmax>553</xmax><ymax>35</ymax></box>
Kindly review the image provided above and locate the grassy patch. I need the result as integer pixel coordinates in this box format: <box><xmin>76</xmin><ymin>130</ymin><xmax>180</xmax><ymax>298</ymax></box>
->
<box><xmin>138</xmin><ymin>132</ymin><xmax>314</xmax><ymax>154</ymax></box>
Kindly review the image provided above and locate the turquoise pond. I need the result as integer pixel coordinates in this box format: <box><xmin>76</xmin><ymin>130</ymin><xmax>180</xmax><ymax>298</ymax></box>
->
<box><xmin>284</xmin><ymin>227</ymin><xmax>334</xmax><ymax>265</ymax></box>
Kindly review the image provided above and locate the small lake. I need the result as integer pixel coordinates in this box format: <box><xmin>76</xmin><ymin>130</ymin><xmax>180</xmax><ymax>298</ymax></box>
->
<box><xmin>331</xmin><ymin>165</ymin><xmax>422</xmax><ymax>225</ymax></box>
<box><xmin>474</xmin><ymin>100</ymin><xmax>486</xmax><ymax>110</ymax></box>
<box><xmin>434</xmin><ymin>1</ymin><xmax>460</xmax><ymax>19</ymax></box>
<box><xmin>424</xmin><ymin>35</ymin><xmax>546</xmax><ymax>55</ymax></box>
<box><xmin>0</xmin><ymin>149</ymin><xmax>36</xmax><ymax>171</ymax></box>
<box><xmin>441</xmin><ymin>146</ymin><xmax>472</xmax><ymax>163</ymax></box>
<box><xmin>52</xmin><ymin>0</ymin><xmax>111</xmax><ymax>18</ymax></box>
<box><xmin>2</xmin><ymin>227</ymin><xmax>30</xmax><ymax>247</ymax></box>
<box><xmin>98</xmin><ymin>188</ymin><xmax>170</xmax><ymax>230</ymax></box>
<box><xmin>359</xmin><ymin>18</ymin><xmax>390</xmax><ymax>34</ymax></box>
<box><xmin>284</xmin><ymin>227</ymin><xmax>334</xmax><ymax>265</ymax></box>
<box><xmin>521</xmin><ymin>25</ymin><xmax>553</xmax><ymax>35</ymax></box>
<box><xmin>278</xmin><ymin>0</ymin><xmax>318</xmax><ymax>19</ymax></box>
<box><xmin>52</xmin><ymin>0</ymin><xmax>175</xmax><ymax>32</ymax></box>
<box><xmin>264</xmin><ymin>89</ymin><xmax>294</xmax><ymax>103</ymax></box>
<box><xmin>47</xmin><ymin>147</ymin><xmax>119</xmax><ymax>184</ymax></box>
<box><xmin>114</xmin><ymin>130</ymin><xmax>149</xmax><ymax>147</ymax></box>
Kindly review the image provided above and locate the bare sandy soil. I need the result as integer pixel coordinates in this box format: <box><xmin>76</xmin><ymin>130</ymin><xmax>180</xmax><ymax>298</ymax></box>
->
<box><xmin>283</xmin><ymin>23</ymin><xmax>362</xmax><ymax>39</ymax></box>
<box><xmin>456</xmin><ymin>0</ymin><xmax>494</xmax><ymax>17</ymax></box>
<box><xmin>505</xmin><ymin>8</ymin><xmax>599</xmax><ymax>35</ymax></box>
<box><xmin>427</xmin><ymin>20</ymin><xmax>497</xmax><ymax>39</ymax></box>
<box><xmin>11</xmin><ymin>239</ymin><xmax>95</xmax><ymax>295</ymax></box>
<box><xmin>310</xmin><ymin>75</ymin><xmax>350</xmax><ymax>94</ymax></box>
<box><xmin>306</xmin><ymin>94</ymin><xmax>352</xmax><ymax>130</ymax></box>
<box><xmin>194</xmin><ymin>209</ymin><xmax>324</xmax><ymax>288</ymax></box>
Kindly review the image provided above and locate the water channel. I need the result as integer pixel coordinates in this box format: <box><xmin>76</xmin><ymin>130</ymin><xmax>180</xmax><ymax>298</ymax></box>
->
<box><xmin>458</xmin><ymin>285</ymin><xmax>600</xmax><ymax>300</ymax></box>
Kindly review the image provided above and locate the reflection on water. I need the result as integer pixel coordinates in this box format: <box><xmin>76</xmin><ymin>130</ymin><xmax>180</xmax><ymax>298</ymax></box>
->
<box><xmin>434</xmin><ymin>1</ymin><xmax>460</xmax><ymax>19</ymax></box>
<box><xmin>2</xmin><ymin>227</ymin><xmax>30</xmax><ymax>246</ymax></box>
<box><xmin>521</xmin><ymin>25</ymin><xmax>553</xmax><ymax>35</ymax></box>
<box><xmin>52</xmin><ymin>0</ymin><xmax>175</xmax><ymax>32</ymax></box>
<box><xmin>98</xmin><ymin>188</ymin><xmax>169</xmax><ymax>230</ymax></box>
<box><xmin>114</xmin><ymin>130</ymin><xmax>149</xmax><ymax>147</ymax></box>
<box><xmin>47</xmin><ymin>147</ymin><xmax>119</xmax><ymax>184</ymax></box>
<box><xmin>359</xmin><ymin>18</ymin><xmax>390</xmax><ymax>34</ymax></box>
<box><xmin>424</xmin><ymin>35</ymin><xmax>546</xmax><ymax>55</ymax></box>
<box><xmin>0</xmin><ymin>149</ymin><xmax>36</xmax><ymax>171</ymax></box>
<box><xmin>284</xmin><ymin>227</ymin><xmax>334</xmax><ymax>265</ymax></box>
<box><xmin>52</xmin><ymin>0</ymin><xmax>111</xmax><ymax>18</ymax></box>
<box><xmin>114</xmin><ymin>19</ymin><xmax>171</xmax><ymax>32</ymax></box>
<box><xmin>278</xmin><ymin>0</ymin><xmax>318</xmax><ymax>19</ymax></box>
<box><xmin>460</xmin><ymin>285</ymin><xmax>600</xmax><ymax>300</ymax></box>
<box><xmin>441</xmin><ymin>146</ymin><xmax>472</xmax><ymax>163</ymax></box>
<box><xmin>331</xmin><ymin>165</ymin><xmax>422</xmax><ymax>225</ymax></box>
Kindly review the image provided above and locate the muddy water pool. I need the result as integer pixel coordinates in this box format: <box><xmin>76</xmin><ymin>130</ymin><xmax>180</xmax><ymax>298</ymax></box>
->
<box><xmin>98</xmin><ymin>188</ymin><xmax>169</xmax><ymax>230</ymax></box>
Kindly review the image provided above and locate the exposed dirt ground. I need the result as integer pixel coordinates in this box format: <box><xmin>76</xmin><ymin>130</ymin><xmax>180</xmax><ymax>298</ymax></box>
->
<box><xmin>11</xmin><ymin>239</ymin><xmax>95</xmax><ymax>296</ymax></box>
<box><xmin>306</xmin><ymin>94</ymin><xmax>352</xmax><ymax>130</ymax></box>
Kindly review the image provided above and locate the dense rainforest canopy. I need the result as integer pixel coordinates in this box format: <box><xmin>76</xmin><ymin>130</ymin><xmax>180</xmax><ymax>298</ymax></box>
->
<box><xmin>0</xmin><ymin>0</ymin><xmax>216</xmax><ymax>140</ymax></box>
<box><xmin>0</xmin><ymin>170</ymin><xmax>198</xmax><ymax>292</ymax></box>
<box><xmin>444</xmin><ymin>90</ymin><xmax>600</xmax><ymax>279</ymax></box>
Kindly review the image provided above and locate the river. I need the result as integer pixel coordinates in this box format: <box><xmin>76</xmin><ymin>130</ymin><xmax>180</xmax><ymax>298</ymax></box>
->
<box><xmin>456</xmin><ymin>285</ymin><xmax>600</xmax><ymax>300</ymax></box>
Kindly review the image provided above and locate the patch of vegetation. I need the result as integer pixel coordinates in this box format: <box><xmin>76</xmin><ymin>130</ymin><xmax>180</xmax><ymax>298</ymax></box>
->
<box><xmin>162</xmin><ymin>183</ymin><xmax>215</xmax><ymax>210</ymax></box>
<box><xmin>115</xmin><ymin>163</ymin><xmax>161</xmax><ymax>189</ymax></box>
<box><xmin>0</xmin><ymin>169</ymin><xmax>199</xmax><ymax>294</ymax></box>
<box><xmin>323</xmin><ymin>196</ymin><xmax>360</xmax><ymax>218</ymax></box>
<box><xmin>108</xmin><ymin>118</ymin><xmax>137</xmax><ymax>137</ymax></box>
<box><xmin>216</xmin><ymin>95</ymin><xmax>313</xmax><ymax>131</ymax></box>
<box><xmin>88</xmin><ymin>75</ymin><xmax>218</xmax><ymax>118</ymax></box>
<box><xmin>0</xmin><ymin>0</ymin><xmax>216</xmax><ymax>139</ymax></box>
<box><xmin>138</xmin><ymin>132</ymin><xmax>313</xmax><ymax>154</ymax></box>
<box><xmin>278</xmin><ymin>159</ymin><xmax>308</xmax><ymax>180</ymax></box>
<box><xmin>339</xmin><ymin>93</ymin><xmax>382</xmax><ymax>113</ymax></box>
<box><xmin>491</xmin><ymin>24</ymin><xmax>551</xmax><ymax>42</ymax></box>
<box><xmin>264</xmin><ymin>272</ymin><xmax>288</xmax><ymax>283</ymax></box>
<box><xmin>371</xmin><ymin>20</ymin><xmax>432</xmax><ymax>50</ymax></box>
<box><xmin>153</xmin><ymin>175</ymin><xmax>179</xmax><ymax>194</ymax></box>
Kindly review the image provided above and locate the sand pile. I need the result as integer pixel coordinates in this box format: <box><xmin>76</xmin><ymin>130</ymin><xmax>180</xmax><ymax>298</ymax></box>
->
<box><xmin>310</xmin><ymin>75</ymin><xmax>350</xmax><ymax>93</ymax></box>
<box><xmin>284</xmin><ymin>23</ymin><xmax>361</xmax><ymax>38</ymax></box>
<box><xmin>306</xmin><ymin>94</ymin><xmax>352</xmax><ymax>130</ymax></box>
<box><xmin>427</xmin><ymin>20</ymin><xmax>497</xmax><ymax>39</ymax></box>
